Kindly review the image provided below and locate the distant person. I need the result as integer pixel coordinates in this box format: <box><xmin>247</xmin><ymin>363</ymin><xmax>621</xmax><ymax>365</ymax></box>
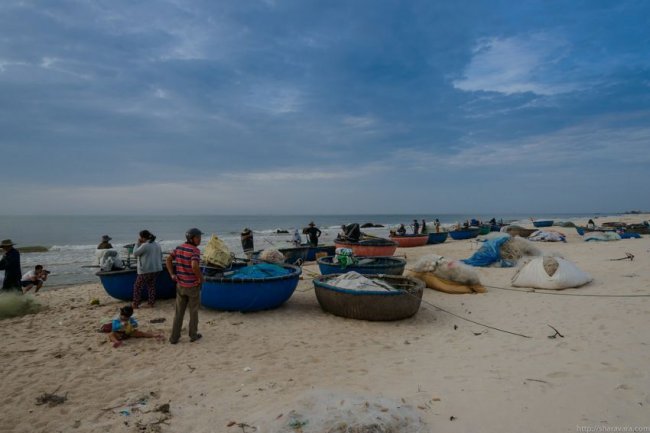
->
<box><xmin>240</xmin><ymin>228</ymin><xmax>254</xmax><ymax>257</ymax></box>
<box><xmin>339</xmin><ymin>224</ymin><xmax>361</xmax><ymax>242</ymax></box>
<box><xmin>97</xmin><ymin>235</ymin><xmax>113</xmax><ymax>249</ymax></box>
<box><xmin>21</xmin><ymin>264</ymin><xmax>49</xmax><ymax>293</ymax></box>
<box><xmin>587</xmin><ymin>219</ymin><xmax>596</xmax><ymax>230</ymax></box>
<box><xmin>109</xmin><ymin>305</ymin><xmax>163</xmax><ymax>348</ymax></box>
<box><xmin>412</xmin><ymin>219</ymin><xmax>420</xmax><ymax>235</ymax></box>
<box><xmin>489</xmin><ymin>218</ymin><xmax>497</xmax><ymax>226</ymax></box>
<box><xmin>304</xmin><ymin>222</ymin><xmax>322</xmax><ymax>247</ymax></box>
<box><xmin>434</xmin><ymin>219</ymin><xmax>441</xmax><ymax>233</ymax></box>
<box><xmin>0</xmin><ymin>239</ymin><xmax>22</xmax><ymax>292</ymax></box>
<box><xmin>421</xmin><ymin>219</ymin><xmax>428</xmax><ymax>235</ymax></box>
<box><xmin>291</xmin><ymin>229</ymin><xmax>302</xmax><ymax>247</ymax></box>
<box><xmin>167</xmin><ymin>228</ymin><xmax>204</xmax><ymax>344</ymax></box>
<box><xmin>132</xmin><ymin>230</ymin><xmax>163</xmax><ymax>309</ymax></box>
<box><xmin>396</xmin><ymin>224</ymin><xmax>407</xmax><ymax>236</ymax></box>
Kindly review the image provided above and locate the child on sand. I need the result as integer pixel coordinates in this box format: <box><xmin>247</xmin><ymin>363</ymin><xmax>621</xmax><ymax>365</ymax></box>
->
<box><xmin>109</xmin><ymin>306</ymin><xmax>163</xmax><ymax>348</ymax></box>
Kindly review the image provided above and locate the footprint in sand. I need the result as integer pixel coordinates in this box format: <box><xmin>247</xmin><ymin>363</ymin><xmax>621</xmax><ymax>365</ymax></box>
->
<box><xmin>546</xmin><ymin>371</ymin><xmax>569</xmax><ymax>378</ymax></box>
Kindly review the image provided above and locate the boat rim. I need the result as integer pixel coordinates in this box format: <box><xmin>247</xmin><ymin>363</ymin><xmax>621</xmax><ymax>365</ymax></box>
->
<box><xmin>313</xmin><ymin>273</ymin><xmax>423</xmax><ymax>296</ymax></box>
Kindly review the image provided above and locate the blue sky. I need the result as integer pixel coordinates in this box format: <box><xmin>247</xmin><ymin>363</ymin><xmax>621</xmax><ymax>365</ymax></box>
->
<box><xmin>1</xmin><ymin>0</ymin><xmax>649</xmax><ymax>215</ymax></box>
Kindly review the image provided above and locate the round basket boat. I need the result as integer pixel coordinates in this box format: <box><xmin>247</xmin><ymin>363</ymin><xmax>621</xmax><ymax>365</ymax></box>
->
<box><xmin>449</xmin><ymin>228</ymin><xmax>481</xmax><ymax>240</ymax></box>
<box><xmin>532</xmin><ymin>220</ymin><xmax>554</xmax><ymax>228</ymax></box>
<box><xmin>201</xmin><ymin>263</ymin><xmax>301</xmax><ymax>312</ymax></box>
<box><xmin>312</xmin><ymin>274</ymin><xmax>424</xmax><ymax>321</ymax></box>
<box><xmin>389</xmin><ymin>234</ymin><xmax>429</xmax><ymax>248</ymax></box>
<box><xmin>303</xmin><ymin>244</ymin><xmax>336</xmax><ymax>262</ymax></box>
<box><xmin>334</xmin><ymin>239</ymin><xmax>397</xmax><ymax>257</ymax></box>
<box><xmin>478</xmin><ymin>225</ymin><xmax>491</xmax><ymax>235</ymax></box>
<box><xmin>317</xmin><ymin>256</ymin><xmax>406</xmax><ymax>276</ymax></box>
<box><xmin>503</xmin><ymin>226</ymin><xmax>537</xmax><ymax>238</ymax></box>
<box><xmin>96</xmin><ymin>268</ymin><xmax>176</xmax><ymax>301</ymax></box>
<box><xmin>426</xmin><ymin>232</ymin><xmax>448</xmax><ymax>244</ymax></box>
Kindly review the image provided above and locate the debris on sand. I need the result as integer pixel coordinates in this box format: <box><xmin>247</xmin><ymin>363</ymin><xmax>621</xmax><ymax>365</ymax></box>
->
<box><xmin>36</xmin><ymin>391</ymin><xmax>67</xmax><ymax>407</ymax></box>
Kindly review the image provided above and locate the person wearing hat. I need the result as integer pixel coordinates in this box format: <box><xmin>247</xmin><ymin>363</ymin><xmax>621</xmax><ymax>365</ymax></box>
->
<box><xmin>304</xmin><ymin>221</ymin><xmax>322</xmax><ymax>247</ymax></box>
<box><xmin>167</xmin><ymin>228</ymin><xmax>204</xmax><ymax>344</ymax></box>
<box><xmin>97</xmin><ymin>235</ymin><xmax>113</xmax><ymax>250</ymax></box>
<box><xmin>240</xmin><ymin>228</ymin><xmax>254</xmax><ymax>258</ymax></box>
<box><xmin>0</xmin><ymin>239</ymin><xmax>22</xmax><ymax>292</ymax></box>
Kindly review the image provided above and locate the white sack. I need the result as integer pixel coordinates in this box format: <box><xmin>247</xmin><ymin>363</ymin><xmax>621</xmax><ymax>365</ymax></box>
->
<box><xmin>512</xmin><ymin>256</ymin><xmax>592</xmax><ymax>290</ymax></box>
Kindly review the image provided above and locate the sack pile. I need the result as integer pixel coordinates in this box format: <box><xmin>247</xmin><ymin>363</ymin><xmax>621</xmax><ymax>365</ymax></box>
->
<box><xmin>408</xmin><ymin>254</ymin><xmax>485</xmax><ymax>294</ymax></box>
<box><xmin>203</xmin><ymin>234</ymin><xmax>233</xmax><ymax>269</ymax></box>
<box><xmin>512</xmin><ymin>256</ymin><xmax>592</xmax><ymax>290</ymax></box>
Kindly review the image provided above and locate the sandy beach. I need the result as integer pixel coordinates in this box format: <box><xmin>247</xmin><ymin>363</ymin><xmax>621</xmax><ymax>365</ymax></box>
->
<box><xmin>1</xmin><ymin>215</ymin><xmax>649</xmax><ymax>433</ymax></box>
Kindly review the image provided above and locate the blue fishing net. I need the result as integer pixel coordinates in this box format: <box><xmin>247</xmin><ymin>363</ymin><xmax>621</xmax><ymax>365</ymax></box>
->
<box><xmin>462</xmin><ymin>235</ymin><xmax>511</xmax><ymax>267</ymax></box>
<box><xmin>229</xmin><ymin>263</ymin><xmax>292</xmax><ymax>279</ymax></box>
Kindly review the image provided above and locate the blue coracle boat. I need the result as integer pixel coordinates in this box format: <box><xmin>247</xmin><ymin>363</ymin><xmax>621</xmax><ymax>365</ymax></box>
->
<box><xmin>96</xmin><ymin>268</ymin><xmax>176</xmax><ymax>301</ymax></box>
<box><xmin>317</xmin><ymin>256</ymin><xmax>406</xmax><ymax>276</ymax></box>
<box><xmin>533</xmin><ymin>220</ymin><xmax>554</xmax><ymax>228</ymax></box>
<box><xmin>303</xmin><ymin>244</ymin><xmax>336</xmax><ymax>262</ymax></box>
<box><xmin>449</xmin><ymin>228</ymin><xmax>481</xmax><ymax>240</ymax></box>
<box><xmin>426</xmin><ymin>232</ymin><xmax>449</xmax><ymax>244</ymax></box>
<box><xmin>201</xmin><ymin>263</ymin><xmax>301</xmax><ymax>312</ymax></box>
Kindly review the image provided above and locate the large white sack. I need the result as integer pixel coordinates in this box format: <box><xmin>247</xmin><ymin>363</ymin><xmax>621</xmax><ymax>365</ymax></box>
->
<box><xmin>512</xmin><ymin>256</ymin><xmax>592</xmax><ymax>290</ymax></box>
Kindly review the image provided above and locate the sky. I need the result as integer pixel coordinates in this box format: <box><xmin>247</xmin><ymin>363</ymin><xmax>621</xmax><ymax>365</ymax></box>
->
<box><xmin>1</xmin><ymin>0</ymin><xmax>649</xmax><ymax>215</ymax></box>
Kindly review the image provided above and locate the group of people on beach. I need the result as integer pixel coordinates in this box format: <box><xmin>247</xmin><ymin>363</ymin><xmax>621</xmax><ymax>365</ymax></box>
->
<box><xmin>101</xmin><ymin>227</ymin><xmax>204</xmax><ymax>347</ymax></box>
<box><xmin>391</xmin><ymin>219</ymin><xmax>442</xmax><ymax>236</ymax></box>
<box><xmin>0</xmin><ymin>239</ymin><xmax>50</xmax><ymax>294</ymax></box>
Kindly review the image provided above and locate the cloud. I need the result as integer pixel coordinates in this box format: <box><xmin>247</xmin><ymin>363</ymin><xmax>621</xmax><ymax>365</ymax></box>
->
<box><xmin>243</xmin><ymin>83</ymin><xmax>303</xmax><ymax>114</ymax></box>
<box><xmin>342</xmin><ymin>115</ymin><xmax>377</xmax><ymax>129</ymax></box>
<box><xmin>389</xmin><ymin>115</ymin><xmax>650</xmax><ymax>169</ymax></box>
<box><xmin>454</xmin><ymin>33</ymin><xmax>579</xmax><ymax>95</ymax></box>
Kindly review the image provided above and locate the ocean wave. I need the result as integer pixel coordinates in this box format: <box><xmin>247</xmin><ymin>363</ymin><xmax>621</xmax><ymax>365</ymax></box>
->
<box><xmin>50</xmin><ymin>244</ymin><xmax>98</xmax><ymax>251</ymax></box>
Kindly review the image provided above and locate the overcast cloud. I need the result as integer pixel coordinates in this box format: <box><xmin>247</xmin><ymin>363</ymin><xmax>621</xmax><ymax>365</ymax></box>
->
<box><xmin>1</xmin><ymin>0</ymin><xmax>649</xmax><ymax>214</ymax></box>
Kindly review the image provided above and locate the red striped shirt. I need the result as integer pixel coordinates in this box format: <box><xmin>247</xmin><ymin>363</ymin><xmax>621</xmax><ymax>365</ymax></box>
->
<box><xmin>171</xmin><ymin>243</ymin><xmax>201</xmax><ymax>288</ymax></box>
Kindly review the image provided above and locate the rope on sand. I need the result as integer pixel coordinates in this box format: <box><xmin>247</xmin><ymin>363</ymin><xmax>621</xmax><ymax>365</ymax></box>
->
<box><xmin>418</xmin><ymin>298</ymin><xmax>532</xmax><ymax>339</ymax></box>
<box><xmin>483</xmin><ymin>284</ymin><xmax>650</xmax><ymax>298</ymax></box>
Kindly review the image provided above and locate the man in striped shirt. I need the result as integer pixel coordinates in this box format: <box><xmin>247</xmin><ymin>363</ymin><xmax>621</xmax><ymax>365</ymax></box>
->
<box><xmin>167</xmin><ymin>228</ymin><xmax>204</xmax><ymax>344</ymax></box>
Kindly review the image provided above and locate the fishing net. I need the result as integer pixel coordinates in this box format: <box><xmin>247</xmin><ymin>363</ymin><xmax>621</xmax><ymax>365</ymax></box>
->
<box><xmin>258</xmin><ymin>249</ymin><xmax>286</xmax><ymax>264</ymax></box>
<box><xmin>0</xmin><ymin>292</ymin><xmax>43</xmax><ymax>320</ymax></box>
<box><xmin>250</xmin><ymin>390</ymin><xmax>427</xmax><ymax>433</ymax></box>
<box><xmin>326</xmin><ymin>272</ymin><xmax>397</xmax><ymax>292</ymax></box>
<box><xmin>499</xmin><ymin>237</ymin><xmax>541</xmax><ymax>262</ymax></box>
<box><xmin>412</xmin><ymin>254</ymin><xmax>481</xmax><ymax>286</ymax></box>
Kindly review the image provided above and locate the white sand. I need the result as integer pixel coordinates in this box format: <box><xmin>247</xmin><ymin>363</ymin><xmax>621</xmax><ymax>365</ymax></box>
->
<box><xmin>1</xmin><ymin>214</ymin><xmax>649</xmax><ymax>433</ymax></box>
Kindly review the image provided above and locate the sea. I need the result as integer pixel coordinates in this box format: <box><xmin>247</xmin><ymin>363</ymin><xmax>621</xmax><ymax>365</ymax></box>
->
<box><xmin>0</xmin><ymin>213</ymin><xmax>605</xmax><ymax>289</ymax></box>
